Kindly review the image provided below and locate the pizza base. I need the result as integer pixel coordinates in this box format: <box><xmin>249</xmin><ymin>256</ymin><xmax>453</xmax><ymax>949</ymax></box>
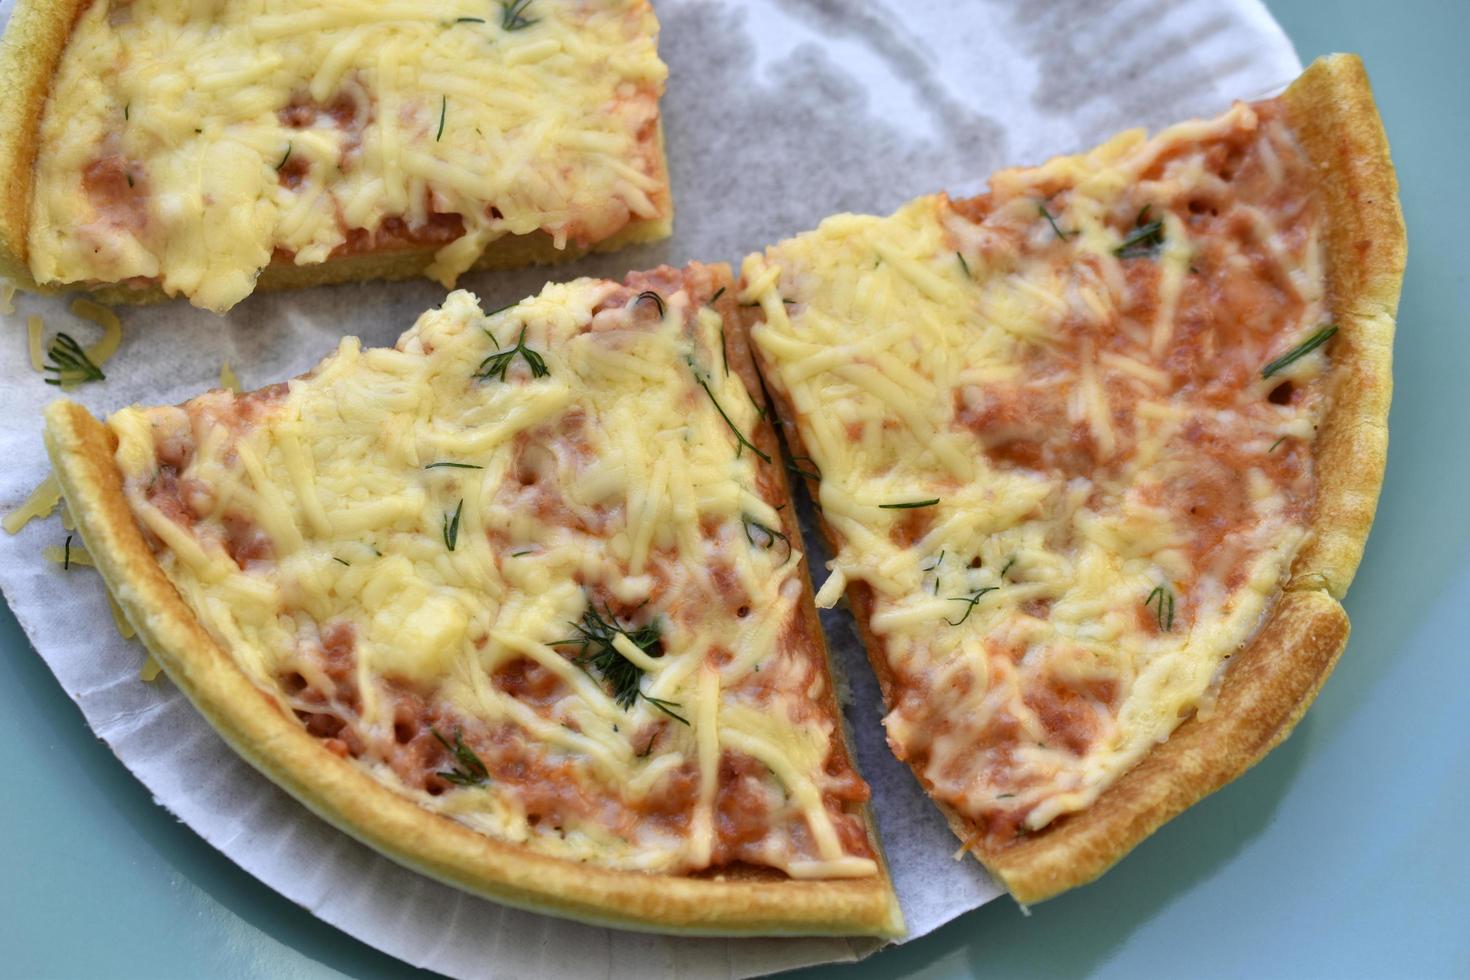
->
<box><xmin>744</xmin><ymin>53</ymin><xmax>1403</xmax><ymax>906</ymax></box>
<box><xmin>0</xmin><ymin>0</ymin><xmax>672</xmax><ymax>303</ymax></box>
<box><xmin>43</xmin><ymin>311</ymin><xmax>903</xmax><ymax>937</ymax></box>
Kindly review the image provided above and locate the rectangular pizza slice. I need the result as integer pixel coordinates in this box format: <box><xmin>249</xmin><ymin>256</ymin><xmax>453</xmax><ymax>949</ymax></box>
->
<box><xmin>44</xmin><ymin>263</ymin><xmax>903</xmax><ymax>936</ymax></box>
<box><xmin>737</xmin><ymin>54</ymin><xmax>1404</xmax><ymax>904</ymax></box>
<box><xmin>0</xmin><ymin>0</ymin><xmax>672</xmax><ymax>312</ymax></box>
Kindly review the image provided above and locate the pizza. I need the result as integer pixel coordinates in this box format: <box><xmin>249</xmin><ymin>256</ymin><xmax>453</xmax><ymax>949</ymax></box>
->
<box><xmin>43</xmin><ymin>264</ymin><xmax>903</xmax><ymax>936</ymax></box>
<box><xmin>738</xmin><ymin>54</ymin><xmax>1404</xmax><ymax>903</ymax></box>
<box><xmin>0</xmin><ymin>0</ymin><xmax>671</xmax><ymax>312</ymax></box>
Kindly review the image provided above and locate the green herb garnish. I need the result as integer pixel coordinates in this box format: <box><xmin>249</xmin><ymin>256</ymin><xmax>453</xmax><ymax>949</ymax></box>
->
<box><xmin>947</xmin><ymin>587</ymin><xmax>999</xmax><ymax>626</ymax></box>
<box><xmin>455</xmin><ymin>16</ymin><xmax>486</xmax><ymax>23</ymax></box>
<box><xmin>332</xmin><ymin>557</ymin><xmax>350</xmax><ymax>566</ymax></box>
<box><xmin>634</xmin><ymin>290</ymin><xmax>665</xmax><ymax>318</ymax></box>
<box><xmin>708</xmin><ymin>286</ymin><xmax>726</xmax><ymax>305</ymax></box>
<box><xmin>442</xmin><ymin>500</ymin><xmax>463</xmax><ymax>551</ymax></box>
<box><xmin>557</xmin><ymin>604</ymin><xmax>688</xmax><ymax>723</ymax></box>
<box><xmin>1114</xmin><ymin>205</ymin><xmax>1164</xmax><ymax>259</ymax></box>
<box><xmin>1038</xmin><ymin>203</ymin><xmax>1073</xmax><ymax>241</ymax></box>
<box><xmin>431</xmin><ymin>727</ymin><xmax>490</xmax><ymax>786</ymax></box>
<box><xmin>435</xmin><ymin>95</ymin><xmax>447</xmax><ymax>142</ymax></box>
<box><xmin>1262</xmin><ymin>325</ymin><xmax>1337</xmax><ymax>379</ymax></box>
<box><xmin>1000</xmin><ymin>556</ymin><xmax>1017</xmax><ymax>580</ymax></box>
<box><xmin>63</xmin><ymin>534</ymin><xmax>73</xmax><ymax>570</ymax></box>
<box><xmin>690</xmin><ymin>362</ymin><xmax>771</xmax><ymax>463</ymax></box>
<box><xmin>500</xmin><ymin>0</ymin><xmax>537</xmax><ymax>30</ymax></box>
<box><xmin>1268</xmin><ymin>436</ymin><xmax>1287</xmax><ymax>453</ymax></box>
<box><xmin>425</xmin><ymin>461</ymin><xmax>484</xmax><ymax>470</ymax></box>
<box><xmin>956</xmin><ymin>252</ymin><xmax>972</xmax><ymax>278</ymax></box>
<box><xmin>879</xmin><ymin>498</ymin><xmax>939</xmax><ymax>510</ymax></box>
<box><xmin>1145</xmin><ymin>585</ymin><xmax>1175</xmax><ymax>632</ymax></box>
<box><xmin>785</xmin><ymin>455</ymin><xmax>821</xmax><ymax>482</ymax></box>
<box><xmin>477</xmin><ymin>325</ymin><xmax>549</xmax><ymax>382</ymax></box>
<box><xmin>275</xmin><ymin>142</ymin><xmax>292</xmax><ymax>171</ymax></box>
<box><xmin>44</xmin><ymin>333</ymin><xmax>105</xmax><ymax>386</ymax></box>
<box><xmin>742</xmin><ymin>516</ymin><xmax>792</xmax><ymax>565</ymax></box>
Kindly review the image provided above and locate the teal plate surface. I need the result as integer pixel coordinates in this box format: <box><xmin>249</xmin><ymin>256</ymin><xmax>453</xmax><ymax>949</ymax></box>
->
<box><xmin>3</xmin><ymin>0</ymin><xmax>1467</xmax><ymax>976</ymax></box>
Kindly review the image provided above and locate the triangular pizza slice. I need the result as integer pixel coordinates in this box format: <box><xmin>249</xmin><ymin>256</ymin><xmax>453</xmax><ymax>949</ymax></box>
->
<box><xmin>45</xmin><ymin>264</ymin><xmax>902</xmax><ymax>935</ymax></box>
<box><xmin>738</xmin><ymin>55</ymin><xmax>1404</xmax><ymax>903</ymax></box>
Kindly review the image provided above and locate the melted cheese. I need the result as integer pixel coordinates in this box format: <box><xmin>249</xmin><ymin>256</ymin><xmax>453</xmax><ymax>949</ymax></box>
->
<box><xmin>744</xmin><ymin>98</ymin><xmax>1330</xmax><ymax>839</ymax></box>
<box><xmin>29</xmin><ymin>0</ymin><xmax>668</xmax><ymax>311</ymax></box>
<box><xmin>109</xmin><ymin>269</ymin><xmax>876</xmax><ymax>880</ymax></box>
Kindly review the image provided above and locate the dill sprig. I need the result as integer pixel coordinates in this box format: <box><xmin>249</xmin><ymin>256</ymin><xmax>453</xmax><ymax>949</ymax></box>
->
<box><xmin>1000</xmin><ymin>556</ymin><xmax>1017</xmax><ymax>580</ymax></box>
<box><xmin>1145</xmin><ymin>585</ymin><xmax>1175</xmax><ymax>632</ymax></box>
<box><xmin>880</xmin><ymin>498</ymin><xmax>939</xmax><ymax>510</ymax></box>
<box><xmin>742</xmin><ymin>515</ymin><xmax>793</xmax><ymax>565</ymax></box>
<box><xmin>557</xmin><ymin>604</ymin><xmax>688</xmax><ymax>723</ymax></box>
<box><xmin>786</xmin><ymin>455</ymin><xmax>821</xmax><ymax>481</ymax></box>
<box><xmin>455</xmin><ymin>16</ymin><xmax>486</xmax><ymax>23</ymax></box>
<box><xmin>707</xmin><ymin>286</ymin><xmax>726</xmax><ymax>306</ymax></box>
<box><xmin>1038</xmin><ymin>203</ymin><xmax>1073</xmax><ymax>241</ymax></box>
<box><xmin>947</xmin><ymin>587</ymin><xmax>999</xmax><ymax>626</ymax></box>
<box><xmin>689</xmin><ymin>361</ymin><xmax>771</xmax><ymax>464</ymax></box>
<box><xmin>63</xmin><ymin>534</ymin><xmax>74</xmax><ymax>570</ymax></box>
<box><xmin>431</xmin><ymin>727</ymin><xmax>490</xmax><ymax>786</ymax></box>
<box><xmin>956</xmin><ymin>252</ymin><xmax>972</xmax><ymax>279</ymax></box>
<box><xmin>1268</xmin><ymin>436</ymin><xmax>1287</xmax><ymax>453</ymax></box>
<box><xmin>435</xmin><ymin>96</ymin><xmax>447</xmax><ymax>142</ymax></box>
<box><xmin>1114</xmin><ymin>204</ymin><xmax>1165</xmax><ymax>259</ymax></box>
<box><xmin>332</xmin><ymin>556</ymin><xmax>350</xmax><ymax>566</ymax></box>
<box><xmin>1262</xmin><ymin>325</ymin><xmax>1338</xmax><ymax>379</ymax></box>
<box><xmin>44</xmin><ymin>333</ymin><xmax>105</xmax><ymax>386</ymax></box>
<box><xmin>425</xmin><ymin>461</ymin><xmax>484</xmax><ymax>470</ymax></box>
<box><xmin>476</xmin><ymin>325</ymin><xmax>549</xmax><ymax>382</ymax></box>
<box><xmin>275</xmin><ymin>142</ymin><xmax>292</xmax><ymax>171</ymax></box>
<box><xmin>442</xmin><ymin>500</ymin><xmax>463</xmax><ymax>551</ymax></box>
<box><xmin>634</xmin><ymin>290</ymin><xmax>665</xmax><ymax>318</ymax></box>
<box><xmin>500</xmin><ymin>0</ymin><xmax>537</xmax><ymax>30</ymax></box>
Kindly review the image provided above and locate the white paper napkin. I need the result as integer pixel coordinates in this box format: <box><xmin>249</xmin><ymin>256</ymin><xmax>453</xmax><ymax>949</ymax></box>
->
<box><xmin>0</xmin><ymin>0</ymin><xmax>1301</xmax><ymax>974</ymax></box>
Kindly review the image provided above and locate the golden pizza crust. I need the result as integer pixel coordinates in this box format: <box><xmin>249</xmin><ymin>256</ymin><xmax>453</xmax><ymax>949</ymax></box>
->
<box><xmin>42</xmin><ymin>276</ymin><xmax>903</xmax><ymax>937</ymax></box>
<box><xmin>743</xmin><ymin>53</ymin><xmax>1402</xmax><ymax>906</ymax></box>
<box><xmin>0</xmin><ymin>0</ymin><xmax>672</xmax><ymax>302</ymax></box>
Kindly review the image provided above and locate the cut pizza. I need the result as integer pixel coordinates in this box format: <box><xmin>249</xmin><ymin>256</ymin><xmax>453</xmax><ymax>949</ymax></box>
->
<box><xmin>44</xmin><ymin>264</ymin><xmax>903</xmax><ymax>935</ymax></box>
<box><xmin>0</xmin><ymin>0</ymin><xmax>671</xmax><ymax>312</ymax></box>
<box><xmin>738</xmin><ymin>54</ymin><xmax>1404</xmax><ymax>903</ymax></box>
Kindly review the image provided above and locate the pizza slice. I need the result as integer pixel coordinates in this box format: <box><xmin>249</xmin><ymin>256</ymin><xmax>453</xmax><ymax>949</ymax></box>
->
<box><xmin>738</xmin><ymin>54</ymin><xmax>1404</xmax><ymax>903</ymax></box>
<box><xmin>0</xmin><ymin>0</ymin><xmax>671</xmax><ymax>312</ymax></box>
<box><xmin>44</xmin><ymin>264</ymin><xmax>903</xmax><ymax>936</ymax></box>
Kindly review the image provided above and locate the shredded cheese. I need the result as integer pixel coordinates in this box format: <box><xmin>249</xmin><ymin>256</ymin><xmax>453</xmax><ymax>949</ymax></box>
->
<box><xmin>28</xmin><ymin>0</ymin><xmax>669</xmax><ymax>311</ymax></box>
<box><xmin>744</xmin><ymin>97</ymin><xmax>1332</xmax><ymax>840</ymax></box>
<box><xmin>4</xmin><ymin>473</ymin><xmax>62</xmax><ymax>534</ymax></box>
<box><xmin>107</xmin><ymin>267</ymin><xmax>876</xmax><ymax>879</ymax></box>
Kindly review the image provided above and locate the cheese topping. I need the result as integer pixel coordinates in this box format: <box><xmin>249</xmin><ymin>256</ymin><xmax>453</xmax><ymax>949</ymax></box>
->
<box><xmin>743</xmin><ymin>98</ymin><xmax>1330</xmax><ymax>842</ymax></box>
<box><xmin>29</xmin><ymin>0</ymin><xmax>668</xmax><ymax>311</ymax></box>
<box><xmin>110</xmin><ymin>265</ymin><xmax>876</xmax><ymax>879</ymax></box>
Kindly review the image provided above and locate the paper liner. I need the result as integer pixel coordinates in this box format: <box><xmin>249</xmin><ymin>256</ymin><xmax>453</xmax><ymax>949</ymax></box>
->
<box><xmin>0</xmin><ymin>0</ymin><xmax>1300</xmax><ymax>974</ymax></box>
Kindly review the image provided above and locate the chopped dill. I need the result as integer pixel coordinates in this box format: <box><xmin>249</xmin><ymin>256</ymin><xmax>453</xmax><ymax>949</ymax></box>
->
<box><xmin>1145</xmin><ymin>585</ymin><xmax>1176</xmax><ymax>632</ymax></box>
<box><xmin>742</xmin><ymin>516</ymin><xmax>793</xmax><ymax>565</ymax></box>
<box><xmin>1038</xmin><ymin>202</ymin><xmax>1074</xmax><ymax>241</ymax></box>
<box><xmin>1114</xmin><ymin>204</ymin><xmax>1165</xmax><ymax>259</ymax></box>
<box><xmin>1262</xmin><ymin>325</ymin><xmax>1338</xmax><ymax>378</ymax></box>
<box><xmin>947</xmin><ymin>587</ymin><xmax>999</xmax><ymax>626</ymax></box>
<box><xmin>879</xmin><ymin>498</ymin><xmax>939</xmax><ymax>510</ymax></box>
<box><xmin>442</xmin><ymin>500</ymin><xmax>464</xmax><ymax>551</ymax></box>
<box><xmin>44</xmin><ymin>333</ymin><xmax>105</xmax><ymax>386</ymax></box>
<box><xmin>556</xmin><ymin>603</ymin><xmax>688</xmax><ymax>724</ymax></box>
<box><xmin>500</xmin><ymin>0</ymin><xmax>537</xmax><ymax>30</ymax></box>
<box><xmin>431</xmin><ymin>727</ymin><xmax>490</xmax><ymax>786</ymax></box>
<box><xmin>476</xmin><ymin>325</ymin><xmax>549</xmax><ymax>381</ymax></box>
